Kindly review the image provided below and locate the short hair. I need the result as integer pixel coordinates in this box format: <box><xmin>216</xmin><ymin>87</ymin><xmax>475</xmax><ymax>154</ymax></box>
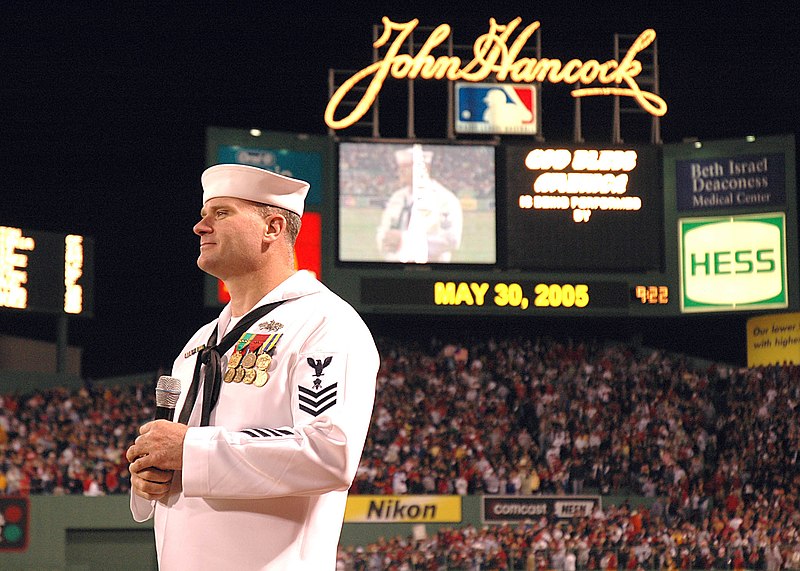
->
<box><xmin>257</xmin><ymin>204</ymin><xmax>301</xmax><ymax>246</ymax></box>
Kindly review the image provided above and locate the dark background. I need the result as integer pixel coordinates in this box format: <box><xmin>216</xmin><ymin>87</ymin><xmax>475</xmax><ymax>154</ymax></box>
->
<box><xmin>1</xmin><ymin>2</ymin><xmax>797</xmax><ymax>378</ymax></box>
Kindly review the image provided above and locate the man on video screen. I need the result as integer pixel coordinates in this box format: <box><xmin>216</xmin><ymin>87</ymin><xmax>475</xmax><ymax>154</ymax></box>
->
<box><xmin>376</xmin><ymin>144</ymin><xmax>463</xmax><ymax>263</ymax></box>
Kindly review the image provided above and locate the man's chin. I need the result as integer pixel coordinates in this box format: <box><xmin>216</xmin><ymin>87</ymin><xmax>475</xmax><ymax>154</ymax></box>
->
<box><xmin>197</xmin><ymin>257</ymin><xmax>222</xmax><ymax>278</ymax></box>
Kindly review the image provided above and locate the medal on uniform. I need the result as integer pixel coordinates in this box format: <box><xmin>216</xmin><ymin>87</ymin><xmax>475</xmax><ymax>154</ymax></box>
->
<box><xmin>254</xmin><ymin>370</ymin><xmax>269</xmax><ymax>387</ymax></box>
<box><xmin>243</xmin><ymin>368</ymin><xmax>257</xmax><ymax>384</ymax></box>
<box><xmin>228</xmin><ymin>333</ymin><xmax>254</xmax><ymax>369</ymax></box>
<box><xmin>242</xmin><ymin>353</ymin><xmax>256</xmax><ymax>369</ymax></box>
<box><xmin>241</xmin><ymin>334</ymin><xmax>267</xmax><ymax>369</ymax></box>
<box><xmin>255</xmin><ymin>333</ymin><xmax>282</xmax><ymax>370</ymax></box>
<box><xmin>252</xmin><ymin>333</ymin><xmax>282</xmax><ymax>387</ymax></box>
<box><xmin>233</xmin><ymin>368</ymin><xmax>246</xmax><ymax>383</ymax></box>
<box><xmin>262</xmin><ymin>333</ymin><xmax>282</xmax><ymax>354</ymax></box>
<box><xmin>240</xmin><ymin>352</ymin><xmax>256</xmax><ymax>369</ymax></box>
<box><xmin>228</xmin><ymin>352</ymin><xmax>243</xmax><ymax>369</ymax></box>
<box><xmin>255</xmin><ymin>353</ymin><xmax>272</xmax><ymax>370</ymax></box>
<box><xmin>223</xmin><ymin>368</ymin><xmax>237</xmax><ymax>383</ymax></box>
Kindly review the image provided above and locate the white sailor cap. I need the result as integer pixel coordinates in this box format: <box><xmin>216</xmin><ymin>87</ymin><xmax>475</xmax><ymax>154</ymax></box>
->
<box><xmin>394</xmin><ymin>147</ymin><xmax>433</xmax><ymax>166</ymax></box>
<box><xmin>201</xmin><ymin>164</ymin><xmax>310</xmax><ymax>216</ymax></box>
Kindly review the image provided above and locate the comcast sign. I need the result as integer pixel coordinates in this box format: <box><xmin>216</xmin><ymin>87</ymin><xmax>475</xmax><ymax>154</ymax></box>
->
<box><xmin>679</xmin><ymin>213</ymin><xmax>787</xmax><ymax>313</ymax></box>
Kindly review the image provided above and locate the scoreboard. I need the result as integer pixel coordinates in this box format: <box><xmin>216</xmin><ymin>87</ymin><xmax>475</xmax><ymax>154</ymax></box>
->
<box><xmin>358</xmin><ymin>277</ymin><xmax>657</xmax><ymax>314</ymax></box>
<box><xmin>329</xmin><ymin>271</ymin><xmax>673</xmax><ymax>317</ymax></box>
<box><xmin>0</xmin><ymin>226</ymin><xmax>94</xmax><ymax>317</ymax></box>
<box><xmin>205</xmin><ymin>128</ymin><xmax>797</xmax><ymax>318</ymax></box>
<box><xmin>504</xmin><ymin>144</ymin><xmax>663</xmax><ymax>272</ymax></box>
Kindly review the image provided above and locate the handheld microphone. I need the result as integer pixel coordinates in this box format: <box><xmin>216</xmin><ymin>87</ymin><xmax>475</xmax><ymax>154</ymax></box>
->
<box><xmin>155</xmin><ymin>376</ymin><xmax>182</xmax><ymax>421</ymax></box>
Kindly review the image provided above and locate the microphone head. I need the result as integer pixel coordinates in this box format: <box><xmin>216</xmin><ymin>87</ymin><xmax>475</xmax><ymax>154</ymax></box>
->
<box><xmin>155</xmin><ymin>375</ymin><xmax>182</xmax><ymax>409</ymax></box>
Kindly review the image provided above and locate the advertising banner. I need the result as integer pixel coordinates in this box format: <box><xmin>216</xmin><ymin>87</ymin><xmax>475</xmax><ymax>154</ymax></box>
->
<box><xmin>679</xmin><ymin>213</ymin><xmax>787</xmax><ymax>313</ymax></box>
<box><xmin>455</xmin><ymin>83</ymin><xmax>539</xmax><ymax>135</ymax></box>
<box><xmin>482</xmin><ymin>495</ymin><xmax>600</xmax><ymax>524</ymax></box>
<box><xmin>344</xmin><ymin>495</ymin><xmax>462</xmax><ymax>524</ymax></box>
<box><xmin>747</xmin><ymin>312</ymin><xmax>800</xmax><ymax>367</ymax></box>
<box><xmin>675</xmin><ymin>153</ymin><xmax>785</xmax><ymax>211</ymax></box>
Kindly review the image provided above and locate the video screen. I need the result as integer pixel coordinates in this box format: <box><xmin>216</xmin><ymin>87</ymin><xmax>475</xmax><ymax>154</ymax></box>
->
<box><xmin>338</xmin><ymin>142</ymin><xmax>496</xmax><ymax>264</ymax></box>
<box><xmin>505</xmin><ymin>144</ymin><xmax>664</xmax><ymax>272</ymax></box>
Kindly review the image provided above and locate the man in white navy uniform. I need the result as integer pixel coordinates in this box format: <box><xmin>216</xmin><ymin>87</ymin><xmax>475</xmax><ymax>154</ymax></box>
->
<box><xmin>126</xmin><ymin>164</ymin><xmax>379</xmax><ymax>570</ymax></box>
<box><xmin>376</xmin><ymin>145</ymin><xmax>463</xmax><ymax>264</ymax></box>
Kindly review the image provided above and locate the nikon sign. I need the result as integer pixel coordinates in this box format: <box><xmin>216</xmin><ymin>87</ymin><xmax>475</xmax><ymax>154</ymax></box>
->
<box><xmin>344</xmin><ymin>495</ymin><xmax>462</xmax><ymax>523</ymax></box>
<box><xmin>679</xmin><ymin>213</ymin><xmax>788</xmax><ymax>313</ymax></box>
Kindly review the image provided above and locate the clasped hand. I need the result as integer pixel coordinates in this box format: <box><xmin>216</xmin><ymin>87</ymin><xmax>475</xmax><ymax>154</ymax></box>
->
<box><xmin>126</xmin><ymin>420</ymin><xmax>188</xmax><ymax>501</ymax></box>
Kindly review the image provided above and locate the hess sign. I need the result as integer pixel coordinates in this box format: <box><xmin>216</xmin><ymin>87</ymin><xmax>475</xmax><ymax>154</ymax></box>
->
<box><xmin>680</xmin><ymin>213</ymin><xmax>788</xmax><ymax>313</ymax></box>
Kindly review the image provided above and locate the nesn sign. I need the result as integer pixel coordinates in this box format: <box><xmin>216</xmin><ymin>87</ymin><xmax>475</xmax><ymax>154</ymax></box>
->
<box><xmin>455</xmin><ymin>82</ymin><xmax>538</xmax><ymax>135</ymax></box>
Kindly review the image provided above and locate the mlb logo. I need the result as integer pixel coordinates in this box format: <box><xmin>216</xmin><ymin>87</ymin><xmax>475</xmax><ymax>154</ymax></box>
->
<box><xmin>455</xmin><ymin>82</ymin><xmax>539</xmax><ymax>135</ymax></box>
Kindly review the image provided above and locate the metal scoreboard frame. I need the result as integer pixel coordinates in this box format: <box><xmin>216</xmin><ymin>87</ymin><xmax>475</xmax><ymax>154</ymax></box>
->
<box><xmin>205</xmin><ymin>129</ymin><xmax>797</xmax><ymax>319</ymax></box>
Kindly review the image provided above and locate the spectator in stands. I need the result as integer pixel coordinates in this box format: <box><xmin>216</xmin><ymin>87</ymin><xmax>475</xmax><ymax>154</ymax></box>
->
<box><xmin>6</xmin><ymin>332</ymin><xmax>800</xmax><ymax>560</ymax></box>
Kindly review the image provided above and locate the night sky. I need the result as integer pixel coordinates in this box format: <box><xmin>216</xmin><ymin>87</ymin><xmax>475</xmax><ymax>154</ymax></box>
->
<box><xmin>1</xmin><ymin>3</ymin><xmax>798</xmax><ymax>378</ymax></box>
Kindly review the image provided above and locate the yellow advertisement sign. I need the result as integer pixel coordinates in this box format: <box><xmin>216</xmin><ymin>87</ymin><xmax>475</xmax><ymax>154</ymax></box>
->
<box><xmin>344</xmin><ymin>495</ymin><xmax>462</xmax><ymax>523</ymax></box>
<box><xmin>747</xmin><ymin>312</ymin><xmax>800</xmax><ymax>367</ymax></box>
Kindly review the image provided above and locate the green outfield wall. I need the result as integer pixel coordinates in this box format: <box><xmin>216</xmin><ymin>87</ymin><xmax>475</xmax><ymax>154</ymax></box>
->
<box><xmin>0</xmin><ymin>494</ymin><xmax>654</xmax><ymax>570</ymax></box>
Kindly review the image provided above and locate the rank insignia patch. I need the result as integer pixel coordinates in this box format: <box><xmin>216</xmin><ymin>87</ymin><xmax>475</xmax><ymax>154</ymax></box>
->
<box><xmin>299</xmin><ymin>383</ymin><xmax>338</xmax><ymax>417</ymax></box>
<box><xmin>307</xmin><ymin>356</ymin><xmax>332</xmax><ymax>389</ymax></box>
<box><xmin>297</xmin><ymin>352</ymin><xmax>342</xmax><ymax>417</ymax></box>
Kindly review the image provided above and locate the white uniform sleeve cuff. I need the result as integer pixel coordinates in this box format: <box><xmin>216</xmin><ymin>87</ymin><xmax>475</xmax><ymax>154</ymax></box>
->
<box><xmin>130</xmin><ymin>491</ymin><xmax>155</xmax><ymax>522</ymax></box>
<box><xmin>181</xmin><ymin>426</ymin><xmax>223</xmax><ymax>497</ymax></box>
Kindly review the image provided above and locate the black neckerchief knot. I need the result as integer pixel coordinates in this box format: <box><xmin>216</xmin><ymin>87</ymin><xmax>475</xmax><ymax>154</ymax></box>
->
<box><xmin>177</xmin><ymin>300</ymin><xmax>285</xmax><ymax>426</ymax></box>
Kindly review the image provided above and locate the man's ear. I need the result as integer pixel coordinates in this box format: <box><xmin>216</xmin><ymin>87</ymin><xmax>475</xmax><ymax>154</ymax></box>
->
<box><xmin>264</xmin><ymin>214</ymin><xmax>286</xmax><ymax>242</ymax></box>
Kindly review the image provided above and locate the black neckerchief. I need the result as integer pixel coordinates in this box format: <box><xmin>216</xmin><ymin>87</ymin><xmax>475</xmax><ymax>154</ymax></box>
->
<box><xmin>177</xmin><ymin>300</ymin><xmax>285</xmax><ymax>426</ymax></box>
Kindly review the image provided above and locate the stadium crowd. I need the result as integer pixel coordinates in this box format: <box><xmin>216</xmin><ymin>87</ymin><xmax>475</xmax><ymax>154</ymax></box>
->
<box><xmin>355</xmin><ymin>336</ymin><xmax>799</xmax><ymax>503</ymax></box>
<box><xmin>1</xmin><ymin>334</ymin><xmax>799</xmax><ymax>568</ymax></box>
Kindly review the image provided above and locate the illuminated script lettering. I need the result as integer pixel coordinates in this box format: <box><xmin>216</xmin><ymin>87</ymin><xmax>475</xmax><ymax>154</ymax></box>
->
<box><xmin>325</xmin><ymin>17</ymin><xmax>668</xmax><ymax>130</ymax></box>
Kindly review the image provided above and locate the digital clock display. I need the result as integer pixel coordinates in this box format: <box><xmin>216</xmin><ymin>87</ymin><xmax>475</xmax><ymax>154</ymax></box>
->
<box><xmin>633</xmin><ymin>285</ymin><xmax>669</xmax><ymax>305</ymax></box>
